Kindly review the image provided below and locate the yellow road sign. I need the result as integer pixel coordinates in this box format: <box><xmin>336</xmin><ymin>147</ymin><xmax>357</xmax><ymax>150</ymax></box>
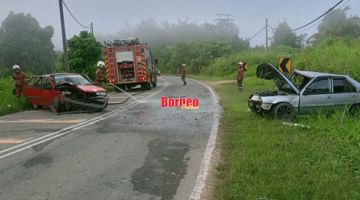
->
<box><xmin>278</xmin><ymin>57</ymin><xmax>292</xmax><ymax>73</ymax></box>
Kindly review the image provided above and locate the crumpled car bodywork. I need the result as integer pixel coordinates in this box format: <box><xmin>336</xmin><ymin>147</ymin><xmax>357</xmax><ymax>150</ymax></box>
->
<box><xmin>23</xmin><ymin>73</ymin><xmax>109</xmax><ymax>112</ymax></box>
<box><xmin>248</xmin><ymin>63</ymin><xmax>360</xmax><ymax>121</ymax></box>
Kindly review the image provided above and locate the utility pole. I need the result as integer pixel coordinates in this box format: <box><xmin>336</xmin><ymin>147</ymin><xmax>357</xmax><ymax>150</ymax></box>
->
<box><xmin>59</xmin><ymin>0</ymin><xmax>69</xmax><ymax>72</ymax></box>
<box><xmin>90</xmin><ymin>22</ymin><xmax>94</xmax><ymax>35</ymax></box>
<box><xmin>265</xmin><ymin>17</ymin><xmax>268</xmax><ymax>55</ymax></box>
<box><xmin>215</xmin><ymin>14</ymin><xmax>233</xmax><ymax>32</ymax></box>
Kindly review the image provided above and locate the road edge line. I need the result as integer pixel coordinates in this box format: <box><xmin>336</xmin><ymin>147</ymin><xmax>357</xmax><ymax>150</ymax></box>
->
<box><xmin>189</xmin><ymin>78</ymin><xmax>222</xmax><ymax>200</ymax></box>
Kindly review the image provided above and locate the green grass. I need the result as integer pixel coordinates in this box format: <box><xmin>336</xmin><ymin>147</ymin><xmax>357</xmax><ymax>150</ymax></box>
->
<box><xmin>213</xmin><ymin>82</ymin><xmax>360</xmax><ymax>200</ymax></box>
<box><xmin>0</xmin><ymin>77</ymin><xmax>30</xmax><ymax>116</ymax></box>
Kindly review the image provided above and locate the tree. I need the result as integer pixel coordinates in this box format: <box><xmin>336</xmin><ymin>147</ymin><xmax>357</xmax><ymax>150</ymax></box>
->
<box><xmin>0</xmin><ymin>12</ymin><xmax>55</xmax><ymax>75</ymax></box>
<box><xmin>68</xmin><ymin>31</ymin><xmax>103</xmax><ymax>79</ymax></box>
<box><xmin>97</xmin><ymin>19</ymin><xmax>250</xmax><ymax>51</ymax></box>
<box><xmin>312</xmin><ymin>7</ymin><xmax>360</xmax><ymax>42</ymax></box>
<box><xmin>271</xmin><ymin>22</ymin><xmax>305</xmax><ymax>48</ymax></box>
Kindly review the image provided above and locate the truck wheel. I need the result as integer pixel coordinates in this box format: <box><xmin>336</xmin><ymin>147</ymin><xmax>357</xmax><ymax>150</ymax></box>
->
<box><xmin>115</xmin><ymin>85</ymin><xmax>126</xmax><ymax>92</ymax></box>
<box><xmin>152</xmin><ymin>76</ymin><xmax>157</xmax><ymax>87</ymax></box>
<box><xmin>273</xmin><ymin>103</ymin><xmax>294</xmax><ymax>121</ymax></box>
<box><xmin>142</xmin><ymin>83</ymin><xmax>152</xmax><ymax>90</ymax></box>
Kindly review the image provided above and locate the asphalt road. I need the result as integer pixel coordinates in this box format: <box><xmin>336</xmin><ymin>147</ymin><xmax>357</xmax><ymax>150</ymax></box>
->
<box><xmin>0</xmin><ymin>76</ymin><xmax>220</xmax><ymax>200</ymax></box>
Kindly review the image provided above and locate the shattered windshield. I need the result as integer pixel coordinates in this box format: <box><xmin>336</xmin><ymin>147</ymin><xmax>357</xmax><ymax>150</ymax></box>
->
<box><xmin>55</xmin><ymin>74</ymin><xmax>91</xmax><ymax>85</ymax></box>
<box><xmin>290</xmin><ymin>73</ymin><xmax>311</xmax><ymax>90</ymax></box>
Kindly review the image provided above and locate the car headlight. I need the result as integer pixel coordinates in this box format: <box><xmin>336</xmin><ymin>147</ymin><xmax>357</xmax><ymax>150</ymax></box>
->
<box><xmin>261</xmin><ymin>103</ymin><xmax>273</xmax><ymax>110</ymax></box>
<box><xmin>250</xmin><ymin>95</ymin><xmax>261</xmax><ymax>101</ymax></box>
<box><xmin>96</xmin><ymin>92</ymin><xmax>107</xmax><ymax>96</ymax></box>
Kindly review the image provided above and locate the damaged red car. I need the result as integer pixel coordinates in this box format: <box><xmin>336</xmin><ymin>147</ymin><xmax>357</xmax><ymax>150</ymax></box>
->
<box><xmin>23</xmin><ymin>73</ymin><xmax>109</xmax><ymax>112</ymax></box>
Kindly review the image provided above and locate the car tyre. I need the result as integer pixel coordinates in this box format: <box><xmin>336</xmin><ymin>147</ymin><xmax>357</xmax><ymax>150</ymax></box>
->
<box><xmin>273</xmin><ymin>103</ymin><xmax>295</xmax><ymax>121</ymax></box>
<box><xmin>50</xmin><ymin>98</ymin><xmax>61</xmax><ymax>114</ymax></box>
<box><xmin>349</xmin><ymin>104</ymin><xmax>360</xmax><ymax>117</ymax></box>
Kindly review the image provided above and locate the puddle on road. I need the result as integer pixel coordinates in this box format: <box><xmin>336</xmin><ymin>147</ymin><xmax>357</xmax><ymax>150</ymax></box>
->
<box><xmin>131</xmin><ymin>139</ymin><xmax>189</xmax><ymax>200</ymax></box>
<box><xmin>22</xmin><ymin>153</ymin><xmax>53</xmax><ymax>168</ymax></box>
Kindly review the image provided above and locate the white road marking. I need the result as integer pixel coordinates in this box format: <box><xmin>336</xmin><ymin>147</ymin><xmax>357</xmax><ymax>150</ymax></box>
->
<box><xmin>0</xmin><ymin>119</ymin><xmax>86</xmax><ymax>124</ymax></box>
<box><xmin>109</xmin><ymin>96</ymin><xmax>128</xmax><ymax>99</ymax></box>
<box><xmin>189</xmin><ymin>78</ymin><xmax>221</xmax><ymax>200</ymax></box>
<box><xmin>0</xmin><ymin>81</ymin><xmax>169</xmax><ymax>160</ymax></box>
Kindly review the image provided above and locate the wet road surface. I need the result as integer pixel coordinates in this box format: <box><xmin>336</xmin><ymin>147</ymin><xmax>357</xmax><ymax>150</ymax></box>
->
<box><xmin>0</xmin><ymin>76</ymin><xmax>219</xmax><ymax>200</ymax></box>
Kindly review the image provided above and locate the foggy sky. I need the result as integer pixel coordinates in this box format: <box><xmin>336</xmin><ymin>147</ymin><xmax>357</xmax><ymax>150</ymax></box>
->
<box><xmin>1</xmin><ymin>0</ymin><xmax>359</xmax><ymax>50</ymax></box>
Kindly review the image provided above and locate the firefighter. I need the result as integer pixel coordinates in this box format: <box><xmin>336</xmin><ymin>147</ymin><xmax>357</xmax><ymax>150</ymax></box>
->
<box><xmin>236</xmin><ymin>61</ymin><xmax>247</xmax><ymax>91</ymax></box>
<box><xmin>181</xmin><ymin>64</ymin><xmax>187</xmax><ymax>85</ymax></box>
<box><xmin>96</xmin><ymin>61</ymin><xmax>105</xmax><ymax>85</ymax></box>
<box><xmin>12</xmin><ymin>64</ymin><xmax>27</xmax><ymax>97</ymax></box>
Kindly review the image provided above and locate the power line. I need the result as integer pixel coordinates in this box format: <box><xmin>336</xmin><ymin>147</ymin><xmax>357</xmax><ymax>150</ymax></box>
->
<box><xmin>269</xmin><ymin>0</ymin><xmax>351</xmax><ymax>33</ymax></box>
<box><xmin>296</xmin><ymin>0</ymin><xmax>352</xmax><ymax>33</ymax></box>
<box><xmin>62</xmin><ymin>0</ymin><xmax>90</xmax><ymax>29</ymax></box>
<box><xmin>287</xmin><ymin>0</ymin><xmax>345</xmax><ymax>32</ymax></box>
<box><xmin>247</xmin><ymin>26</ymin><xmax>266</xmax><ymax>41</ymax></box>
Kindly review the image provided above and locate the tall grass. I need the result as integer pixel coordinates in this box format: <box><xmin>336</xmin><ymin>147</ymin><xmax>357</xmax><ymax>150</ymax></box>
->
<box><xmin>0</xmin><ymin>77</ymin><xmax>30</xmax><ymax>116</ymax></box>
<box><xmin>214</xmin><ymin>83</ymin><xmax>360</xmax><ymax>200</ymax></box>
<box><xmin>295</xmin><ymin>38</ymin><xmax>360</xmax><ymax>80</ymax></box>
<box><xmin>203</xmin><ymin>38</ymin><xmax>360</xmax><ymax>81</ymax></box>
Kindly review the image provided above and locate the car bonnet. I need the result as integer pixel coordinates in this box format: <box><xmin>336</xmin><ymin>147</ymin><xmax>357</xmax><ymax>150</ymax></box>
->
<box><xmin>256</xmin><ymin>63</ymin><xmax>299</xmax><ymax>94</ymax></box>
<box><xmin>77</xmin><ymin>85</ymin><xmax>106</xmax><ymax>93</ymax></box>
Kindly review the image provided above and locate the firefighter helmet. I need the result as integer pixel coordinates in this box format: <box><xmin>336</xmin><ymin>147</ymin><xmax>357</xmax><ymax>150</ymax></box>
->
<box><xmin>97</xmin><ymin>61</ymin><xmax>105</xmax><ymax>68</ymax></box>
<box><xmin>13</xmin><ymin>65</ymin><xmax>20</xmax><ymax>70</ymax></box>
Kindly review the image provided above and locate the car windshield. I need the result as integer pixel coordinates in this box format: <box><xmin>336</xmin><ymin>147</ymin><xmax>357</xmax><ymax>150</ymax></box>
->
<box><xmin>290</xmin><ymin>73</ymin><xmax>311</xmax><ymax>90</ymax></box>
<box><xmin>55</xmin><ymin>74</ymin><xmax>91</xmax><ymax>85</ymax></box>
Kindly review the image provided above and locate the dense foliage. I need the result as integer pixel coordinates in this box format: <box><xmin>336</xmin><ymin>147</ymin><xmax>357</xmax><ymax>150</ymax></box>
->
<box><xmin>0</xmin><ymin>12</ymin><xmax>56</xmax><ymax>76</ymax></box>
<box><xmin>68</xmin><ymin>31</ymin><xmax>103</xmax><ymax>79</ymax></box>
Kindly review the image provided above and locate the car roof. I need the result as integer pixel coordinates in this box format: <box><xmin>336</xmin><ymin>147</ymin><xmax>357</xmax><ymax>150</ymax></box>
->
<box><xmin>294</xmin><ymin>70</ymin><xmax>347</xmax><ymax>78</ymax></box>
<box><xmin>36</xmin><ymin>73</ymin><xmax>81</xmax><ymax>77</ymax></box>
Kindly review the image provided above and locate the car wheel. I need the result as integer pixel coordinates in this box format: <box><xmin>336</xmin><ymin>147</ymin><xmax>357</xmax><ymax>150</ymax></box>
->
<box><xmin>273</xmin><ymin>103</ymin><xmax>295</xmax><ymax>121</ymax></box>
<box><xmin>349</xmin><ymin>105</ymin><xmax>360</xmax><ymax>117</ymax></box>
<box><xmin>50</xmin><ymin>98</ymin><xmax>61</xmax><ymax>113</ymax></box>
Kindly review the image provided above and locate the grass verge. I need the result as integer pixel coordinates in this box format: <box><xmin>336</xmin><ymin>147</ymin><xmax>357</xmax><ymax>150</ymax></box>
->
<box><xmin>0</xmin><ymin>77</ymin><xmax>30</xmax><ymax>116</ymax></box>
<box><xmin>212</xmin><ymin>82</ymin><xmax>360</xmax><ymax>200</ymax></box>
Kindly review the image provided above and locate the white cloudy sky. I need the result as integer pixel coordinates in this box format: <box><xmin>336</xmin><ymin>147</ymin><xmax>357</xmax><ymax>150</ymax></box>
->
<box><xmin>1</xmin><ymin>0</ymin><xmax>359</xmax><ymax>49</ymax></box>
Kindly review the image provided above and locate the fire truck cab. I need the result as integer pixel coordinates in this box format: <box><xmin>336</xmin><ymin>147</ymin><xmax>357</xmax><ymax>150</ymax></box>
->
<box><xmin>103</xmin><ymin>38</ymin><xmax>158</xmax><ymax>90</ymax></box>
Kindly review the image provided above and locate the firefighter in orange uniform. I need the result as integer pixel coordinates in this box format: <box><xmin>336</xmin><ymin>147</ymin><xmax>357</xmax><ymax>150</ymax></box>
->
<box><xmin>96</xmin><ymin>61</ymin><xmax>105</xmax><ymax>85</ymax></box>
<box><xmin>181</xmin><ymin>64</ymin><xmax>187</xmax><ymax>85</ymax></box>
<box><xmin>12</xmin><ymin>64</ymin><xmax>27</xmax><ymax>97</ymax></box>
<box><xmin>236</xmin><ymin>61</ymin><xmax>247</xmax><ymax>91</ymax></box>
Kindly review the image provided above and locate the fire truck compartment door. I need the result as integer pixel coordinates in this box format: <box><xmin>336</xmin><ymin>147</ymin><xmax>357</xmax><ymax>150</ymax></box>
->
<box><xmin>116</xmin><ymin>51</ymin><xmax>134</xmax><ymax>63</ymax></box>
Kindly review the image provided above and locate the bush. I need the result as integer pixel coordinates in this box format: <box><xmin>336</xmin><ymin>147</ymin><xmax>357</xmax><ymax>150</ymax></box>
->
<box><xmin>0</xmin><ymin>77</ymin><xmax>31</xmax><ymax>116</ymax></box>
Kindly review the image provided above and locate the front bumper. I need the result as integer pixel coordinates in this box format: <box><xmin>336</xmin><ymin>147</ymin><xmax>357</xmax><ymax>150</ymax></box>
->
<box><xmin>248</xmin><ymin>95</ymin><xmax>273</xmax><ymax>113</ymax></box>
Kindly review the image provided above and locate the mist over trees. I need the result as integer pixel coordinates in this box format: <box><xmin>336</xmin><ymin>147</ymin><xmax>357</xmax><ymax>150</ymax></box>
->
<box><xmin>0</xmin><ymin>12</ymin><xmax>56</xmax><ymax>76</ymax></box>
<box><xmin>96</xmin><ymin>17</ymin><xmax>250</xmax><ymax>51</ymax></box>
<box><xmin>311</xmin><ymin>7</ymin><xmax>360</xmax><ymax>43</ymax></box>
<box><xmin>271</xmin><ymin>22</ymin><xmax>305</xmax><ymax>48</ymax></box>
<box><xmin>96</xmin><ymin>18</ymin><xmax>250</xmax><ymax>73</ymax></box>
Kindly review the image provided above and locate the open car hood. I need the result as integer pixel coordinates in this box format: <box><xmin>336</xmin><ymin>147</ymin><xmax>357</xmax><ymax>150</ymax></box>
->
<box><xmin>256</xmin><ymin>63</ymin><xmax>299</xmax><ymax>94</ymax></box>
<box><xmin>77</xmin><ymin>85</ymin><xmax>106</xmax><ymax>93</ymax></box>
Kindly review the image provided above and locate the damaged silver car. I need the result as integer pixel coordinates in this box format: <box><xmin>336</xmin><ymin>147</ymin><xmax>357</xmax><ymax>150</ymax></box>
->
<box><xmin>248</xmin><ymin>63</ymin><xmax>360</xmax><ymax>121</ymax></box>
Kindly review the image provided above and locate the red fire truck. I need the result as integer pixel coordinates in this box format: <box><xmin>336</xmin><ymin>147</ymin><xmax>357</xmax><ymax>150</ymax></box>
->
<box><xmin>103</xmin><ymin>38</ymin><xmax>158</xmax><ymax>90</ymax></box>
